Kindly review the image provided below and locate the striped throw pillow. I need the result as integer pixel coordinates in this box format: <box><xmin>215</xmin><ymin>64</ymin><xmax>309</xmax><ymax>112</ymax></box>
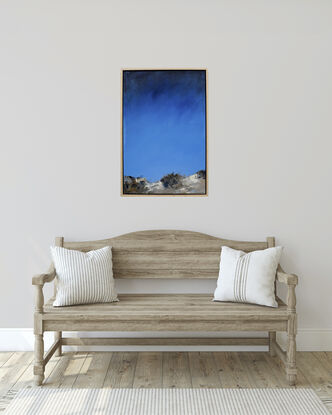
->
<box><xmin>213</xmin><ymin>246</ymin><xmax>283</xmax><ymax>307</ymax></box>
<box><xmin>51</xmin><ymin>246</ymin><xmax>118</xmax><ymax>307</ymax></box>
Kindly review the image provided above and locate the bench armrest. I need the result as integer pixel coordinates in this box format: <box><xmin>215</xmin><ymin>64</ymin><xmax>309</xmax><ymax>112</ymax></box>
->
<box><xmin>276</xmin><ymin>266</ymin><xmax>298</xmax><ymax>286</ymax></box>
<box><xmin>32</xmin><ymin>264</ymin><xmax>56</xmax><ymax>286</ymax></box>
<box><xmin>32</xmin><ymin>264</ymin><xmax>56</xmax><ymax>313</ymax></box>
<box><xmin>276</xmin><ymin>266</ymin><xmax>298</xmax><ymax>313</ymax></box>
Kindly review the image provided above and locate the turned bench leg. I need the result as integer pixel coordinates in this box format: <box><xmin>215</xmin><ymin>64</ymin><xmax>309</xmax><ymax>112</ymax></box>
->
<box><xmin>286</xmin><ymin>283</ymin><xmax>297</xmax><ymax>386</ymax></box>
<box><xmin>34</xmin><ymin>285</ymin><xmax>45</xmax><ymax>386</ymax></box>
<box><xmin>34</xmin><ymin>333</ymin><xmax>45</xmax><ymax>386</ymax></box>
<box><xmin>269</xmin><ymin>331</ymin><xmax>276</xmax><ymax>357</ymax></box>
<box><xmin>286</xmin><ymin>314</ymin><xmax>297</xmax><ymax>385</ymax></box>
<box><xmin>54</xmin><ymin>331</ymin><xmax>62</xmax><ymax>357</ymax></box>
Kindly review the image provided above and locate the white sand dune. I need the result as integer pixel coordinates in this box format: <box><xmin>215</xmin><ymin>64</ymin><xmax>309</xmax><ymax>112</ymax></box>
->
<box><xmin>124</xmin><ymin>172</ymin><xmax>206</xmax><ymax>194</ymax></box>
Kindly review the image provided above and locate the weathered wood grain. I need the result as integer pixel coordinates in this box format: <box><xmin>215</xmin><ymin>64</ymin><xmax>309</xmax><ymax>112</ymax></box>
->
<box><xmin>245</xmin><ymin>352</ymin><xmax>280</xmax><ymax>388</ymax></box>
<box><xmin>104</xmin><ymin>352</ymin><xmax>137</xmax><ymax>388</ymax></box>
<box><xmin>0</xmin><ymin>352</ymin><xmax>33</xmax><ymax>397</ymax></box>
<box><xmin>213</xmin><ymin>352</ymin><xmax>251</xmax><ymax>388</ymax></box>
<box><xmin>44</xmin><ymin>320</ymin><xmax>288</xmax><ymax>332</ymax></box>
<box><xmin>0</xmin><ymin>353</ymin><xmax>13</xmax><ymax>369</ymax></box>
<box><xmin>58</xmin><ymin>353</ymin><xmax>88</xmax><ymax>388</ymax></box>
<box><xmin>132</xmin><ymin>352</ymin><xmax>163</xmax><ymax>388</ymax></box>
<box><xmin>62</xmin><ymin>337</ymin><xmax>269</xmax><ymax>346</ymax></box>
<box><xmin>162</xmin><ymin>352</ymin><xmax>192</xmax><ymax>388</ymax></box>
<box><xmin>3</xmin><ymin>352</ymin><xmax>332</xmax><ymax>395</ymax></box>
<box><xmin>63</xmin><ymin>230</ymin><xmax>268</xmax><ymax>279</ymax></box>
<box><xmin>73</xmin><ymin>353</ymin><xmax>112</xmax><ymax>388</ymax></box>
<box><xmin>263</xmin><ymin>352</ymin><xmax>292</xmax><ymax>388</ymax></box>
<box><xmin>188</xmin><ymin>352</ymin><xmax>221</xmax><ymax>388</ymax></box>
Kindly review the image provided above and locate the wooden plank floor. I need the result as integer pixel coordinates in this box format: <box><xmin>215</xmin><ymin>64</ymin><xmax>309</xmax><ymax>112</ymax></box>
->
<box><xmin>0</xmin><ymin>352</ymin><xmax>331</xmax><ymax>399</ymax></box>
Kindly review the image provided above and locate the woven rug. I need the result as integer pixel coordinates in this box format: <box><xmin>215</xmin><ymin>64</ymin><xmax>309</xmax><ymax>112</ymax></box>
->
<box><xmin>1</xmin><ymin>388</ymin><xmax>330</xmax><ymax>415</ymax></box>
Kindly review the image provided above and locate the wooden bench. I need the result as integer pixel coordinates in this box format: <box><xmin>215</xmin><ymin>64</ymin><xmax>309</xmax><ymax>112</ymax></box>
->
<box><xmin>32</xmin><ymin>230</ymin><xmax>298</xmax><ymax>386</ymax></box>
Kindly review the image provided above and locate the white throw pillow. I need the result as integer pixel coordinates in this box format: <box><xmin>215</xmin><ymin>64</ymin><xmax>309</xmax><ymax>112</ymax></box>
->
<box><xmin>213</xmin><ymin>246</ymin><xmax>283</xmax><ymax>307</ymax></box>
<box><xmin>51</xmin><ymin>246</ymin><xmax>118</xmax><ymax>307</ymax></box>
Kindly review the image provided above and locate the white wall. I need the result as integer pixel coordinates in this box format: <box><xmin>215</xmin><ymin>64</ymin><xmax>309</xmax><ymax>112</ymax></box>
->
<box><xmin>0</xmin><ymin>0</ymin><xmax>331</xmax><ymax>348</ymax></box>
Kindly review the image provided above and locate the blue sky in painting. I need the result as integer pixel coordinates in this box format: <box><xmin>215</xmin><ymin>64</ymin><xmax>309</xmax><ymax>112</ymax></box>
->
<box><xmin>123</xmin><ymin>70</ymin><xmax>206</xmax><ymax>182</ymax></box>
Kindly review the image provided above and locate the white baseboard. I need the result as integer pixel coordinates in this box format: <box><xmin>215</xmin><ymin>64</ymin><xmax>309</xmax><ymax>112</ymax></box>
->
<box><xmin>0</xmin><ymin>329</ymin><xmax>331</xmax><ymax>352</ymax></box>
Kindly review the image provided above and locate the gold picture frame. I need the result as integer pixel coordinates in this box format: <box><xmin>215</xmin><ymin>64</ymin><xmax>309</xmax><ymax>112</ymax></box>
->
<box><xmin>121</xmin><ymin>68</ymin><xmax>208</xmax><ymax>196</ymax></box>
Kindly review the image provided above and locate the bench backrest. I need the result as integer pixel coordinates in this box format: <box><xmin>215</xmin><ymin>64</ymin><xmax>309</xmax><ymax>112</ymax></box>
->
<box><xmin>60</xmin><ymin>230</ymin><xmax>274</xmax><ymax>279</ymax></box>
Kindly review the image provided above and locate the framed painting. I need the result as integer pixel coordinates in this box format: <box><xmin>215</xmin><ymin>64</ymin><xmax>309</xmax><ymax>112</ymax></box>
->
<box><xmin>121</xmin><ymin>69</ymin><xmax>207</xmax><ymax>196</ymax></box>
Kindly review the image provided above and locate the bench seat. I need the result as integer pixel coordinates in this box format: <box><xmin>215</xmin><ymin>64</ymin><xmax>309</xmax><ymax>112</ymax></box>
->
<box><xmin>44</xmin><ymin>294</ymin><xmax>288</xmax><ymax>321</ymax></box>
<box><xmin>42</xmin><ymin>294</ymin><xmax>289</xmax><ymax>333</ymax></box>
